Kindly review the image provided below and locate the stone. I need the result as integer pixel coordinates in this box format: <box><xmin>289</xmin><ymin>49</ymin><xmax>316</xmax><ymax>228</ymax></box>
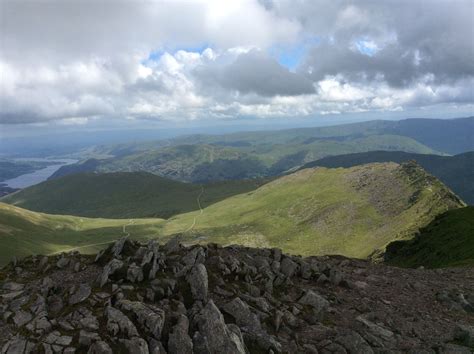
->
<box><xmin>99</xmin><ymin>259</ymin><xmax>124</xmax><ymax>287</ymax></box>
<box><xmin>78</xmin><ymin>330</ymin><xmax>100</xmax><ymax>347</ymax></box>
<box><xmin>168</xmin><ymin>314</ymin><xmax>193</xmax><ymax>354</ymax></box>
<box><xmin>223</xmin><ymin>297</ymin><xmax>261</xmax><ymax>331</ymax></box>
<box><xmin>56</xmin><ymin>257</ymin><xmax>70</xmax><ymax>269</ymax></box>
<box><xmin>117</xmin><ymin>300</ymin><xmax>165</xmax><ymax>339</ymax></box>
<box><xmin>298</xmin><ymin>290</ymin><xmax>330</xmax><ymax>318</ymax></box>
<box><xmin>454</xmin><ymin>324</ymin><xmax>474</xmax><ymax>347</ymax></box>
<box><xmin>88</xmin><ymin>341</ymin><xmax>113</xmax><ymax>354</ymax></box>
<box><xmin>195</xmin><ymin>300</ymin><xmax>246</xmax><ymax>354</ymax></box>
<box><xmin>12</xmin><ymin>310</ymin><xmax>32</xmax><ymax>327</ymax></box>
<box><xmin>163</xmin><ymin>236</ymin><xmax>181</xmax><ymax>254</ymax></box>
<box><xmin>69</xmin><ymin>284</ymin><xmax>92</xmax><ymax>305</ymax></box>
<box><xmin>187</xmin><ymin>263</ymin><xmax>208</xmax><ymax>302</ymax></box>
<box><xmin>119</xmin><ymin>337</ymin><xmax>149</xmax><ymax>354</ymax></box>
<box><xmin>280</xmin><ymin>257</ymin><xmax>299</xmax><ymax>278</ymax></box>
<box><xmin>127</xmin><ymin>263</ymin><xmax>144</xmax><ymax>283</ymax></box>
<box><xmin>111</xmin><ymin>237</ymin><xmax>128</xmax><ymax>258</ymax></box>
<box><xmin>105</xmin><ymin>306</ymin><xmax>139</xmax><ymax>338</ymax></box>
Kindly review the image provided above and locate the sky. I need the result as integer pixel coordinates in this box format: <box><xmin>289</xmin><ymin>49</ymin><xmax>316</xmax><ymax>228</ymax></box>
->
<box><xmin>0</xmin><ymin>0</ymin><xmax>473</xmax><ymax>137</ymax></box>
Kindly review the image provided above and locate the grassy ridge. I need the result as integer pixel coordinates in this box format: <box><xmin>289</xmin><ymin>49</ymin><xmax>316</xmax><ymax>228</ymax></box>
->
<box><xmin>385</xmin><ymin>207</ymin><xmax>474</xmax><ymax>268</ymax></box>
<box><xmin>2</xmin><ymin>172</ymin><xmax>269</xmax><ymax>219</ymax></box>
<box><xmin>0</xmin><ymin>163</ymin><xmax>465</xmax><ymax>266</ymax></box>
<box><xmin>301</xmin><ymin>151</ymin><xmax>474</xmax><ymax>204</ymax></box>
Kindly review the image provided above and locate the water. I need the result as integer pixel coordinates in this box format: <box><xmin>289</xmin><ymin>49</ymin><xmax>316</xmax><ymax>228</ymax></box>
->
<box><xmin>2</xmin><ymin>158</ymin><xmax>77</xmax><ymax>189</ymax></box>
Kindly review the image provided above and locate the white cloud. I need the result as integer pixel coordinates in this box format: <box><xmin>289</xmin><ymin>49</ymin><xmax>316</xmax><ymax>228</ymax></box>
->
<box><xmin>0</xmin><ymin>0</ymin><xmax>472</xmax><ymax>125</ymax></box>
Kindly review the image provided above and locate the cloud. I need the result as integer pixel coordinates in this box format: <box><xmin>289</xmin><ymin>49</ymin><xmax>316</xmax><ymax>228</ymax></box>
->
<box><xmin>0</xmin><ymin>0</ymin><xmax>472</xmax><ymax>125</ymax></box>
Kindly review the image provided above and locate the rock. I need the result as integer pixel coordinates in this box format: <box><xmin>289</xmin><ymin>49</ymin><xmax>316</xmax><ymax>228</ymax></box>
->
<box><xmin>119</xmin><ymin>337</ymin><xmax>149</xmax><ymax>354</ymax></box>
<box><xmin>329</xmin><ymin>268</ymin><xmax>343</xmax><ymax>286</ymax></box>
<box><xmin>163</xmin><ymin>236</ymin><xmax>181</xmax><ymax>254</ymax></box>
<box><xmin>454</xmin><ymin>324</ymin><xmax>474</xmax><ymax>347</ymax></box>
<box><xmin>47</xmin><ymin>295</ymin><xmax>64</xmax><ymax>315</ymax></box>
<box><xmin>195</xmin><ymin>300</ymin><xmax>246</xmax><ymax>354</ymax></box>
<box><xmin>192</xmin><ymin>331</ymin><xmax>211</xmax><ymax>354</ymax></box>
<box><xmin>56</xmin><ymin>257</ymin><xmax>70</xmax><ymax>269</ymax></box>
<box><xmin>168</xmin><ymin>314</ymin><xmax>193</xmax><ymax>354</ymax></box>
<box><xmin>87</xmin><ymin>341</ymin><xmax>113</xmax><ymax>354</ymax></box>
<box><xmin>222</xmin><ymin>297</ymin><xmax>261</xmax><ymax>331</ymax></box>
<box><xmin>298</xmin><ymin>290</ymin><xmax>330</xmax><ymax>318</ymax></box>
<box><xmin>99</xmin><ymin>259</ymin><xmax>124</xmax><ymax>287</ymax></box>
<box><xmin>280</xmin><ymin>257</ymin><xmax>299</xmax><ymax>278</ymax></box>
<box><xmin>78</xmin><ymin>330</ymin><xmax>100</xmax><ymax>347</ymax></box>
<box><xmin>2</xmin><ymin>282</ymin><xmax>24</xmax><ymax>292</ymax></box>
<box><xmin>111</xmin><ymin>237</ymin><xmax>128</xmax><ymax>258</ymax></box>
<box><xmin>356</xmin><ymin>314</ymin><xmax>395</xmax><ymax>342</ymax></box>
<box><xmin>105</xmin><ymin>306</ymin><xmax>139</xmax><ymax>338</ymax></box>
<box><xmin>1</xmin><ymin>336</ymin><xmax>34</xmax><ymax>354</ymax></box>
<box><xmin>12</xmin><ymin>310</ymin><xmax>32</xmax><ymax>327</ymax></box>
<box><xmin>69</xmin><ymin>284</ymin><xmax>91</xmax><ymax>305</ymax></box>
<box><xmin>127</xmin><ymin>263</ymin><xmax>144</xmax><ymax>283</ymax></box>
<box><xmin>117</xmin><ymin>300</ymin><xmax>165</xmax><ymax>339</ymax></box>
<box><xmin>336</xmin><ymin>331</ymin><xmax>374</xmax><ymax>354</ymax></box>
<box><xmin>187</xmin><ymin>263</ymin><xmax>208</xmax><ymax>302</ymax></box>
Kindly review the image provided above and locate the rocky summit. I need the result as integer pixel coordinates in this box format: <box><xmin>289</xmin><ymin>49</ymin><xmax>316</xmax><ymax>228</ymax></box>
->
<box><xmin>1</xmin><ymin>237</ymin><xmax>473</xmax><ymax>354</ymax></box>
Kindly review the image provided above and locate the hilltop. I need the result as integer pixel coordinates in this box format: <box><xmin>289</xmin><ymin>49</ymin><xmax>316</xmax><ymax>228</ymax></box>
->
<box><xmin>301</xmin><ymin>151</ymin><xmax>474</xmax><ymax>204</ymax></box>
<box><xmin>0</xmin><ymin>162</ymin><xmax>465</xmax><ymax>265</ymax></box>
<box><xmin>2</xmin><ymin>172</ymin><xmax>268</xmax><ymax>219</ymax></box>
<box><xmin>0</xmin><ymin>238</ymin><xmax>473</xmax><ymax>353</ymax></box>
<box><xmin>385</xmin><ymin>206</ymin><xmax>474</xmax><ymax>268</ymax></box>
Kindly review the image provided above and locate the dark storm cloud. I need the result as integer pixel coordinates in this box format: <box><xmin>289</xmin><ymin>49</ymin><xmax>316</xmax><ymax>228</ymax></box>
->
<box><xmin>195</xmin><ymin>50</ymin><xmax>315</xmax><ymax>97</ymax></box>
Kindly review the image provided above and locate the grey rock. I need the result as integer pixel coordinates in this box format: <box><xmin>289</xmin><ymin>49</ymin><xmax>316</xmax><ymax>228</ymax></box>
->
<box><xmin>298</xmin><ymin>290</ymin><xmax>330</xmax><ymax>318</ymax></box>
<box><xmin>223</xmin><ymin>297</ymin><xmax>261</xmax><ymax>331</ymax></box>
<box><xmin>69</xmin><ymin>284</ymin><xmax>92</xmax><ymax>305</ymax></box>
<box><xmin>56</xmin><ymin>257</ymin><xmax>70</xmax><ymax>269</ymax></box>
<box><xmin>163</xmin><ymin>236</ymin><xmax>181</xmax><ymax>254</ymax></box>
<box><xmin>187</xmin><ymin>263</ymin><xmax>208</xmax><ymax>302</ymax></box>
<box><xmin>2</xmin><ymin>282</ymin><xmax>24</xmax><ymax>291</ymax></box>
<box><xmin>87</xmin><ymin>341</ymin><xmax>113</xmax><ymax>354</ymax></box>
<box><xmin>111</xmin><ymin>237</ymin><xmax>128</xmax><ymax>258</ymax></box>
<box><xmin>78</xmin><ymin>330</ymin><xmax>100</xmax><ymax>347</ymax></box>
<box><xmin>99</xmin><ymin>258</ymin><xmax>124</xmax><ymax>287</ymax></box>
<box><xmin>119</xmin><ymin>337</ymin><xmax>149</xmax><ymax>354</ymax></box>
<box><xmin>118</xmin><ymin>300</ymin><xmax>165</xmax><ymax>339</ymax></box>
<box><xmin>280</xmin><ymin>257</ymin><xmax>299</xmax><ymax>278</ymax></box>
<box><xmin>168</xmin><ymin>314</ymin><xmax>193</xmax><ymax>354</ymax></box>
<box><xmin>127</xmin><ymin>263</ymin><xmax>144</xmax><ymax>283</ymax></box>
<box><xmin>356</xmin><ymin>314</ymin><xmax>394</xmax><ymax>342</ymax></box>
<box><xmin>336</xmin><ymin>332</ymin><xmax>374</xmax><ymax>354</ymax></box>
<box><xmin>12</xmin><ymin>310</ymin><xmax>32</xmax><ymax>327</ymax></box>
<box><xmin>1</xmin><ymin>336</ymin><xmax>33</xmax><ymax>354</ymax></box>
<box><xmin>454</xmin><ymin>324</ymin><xmax>474</xmax><ymax>347</ymax></box>
<box><xmin>105</xmin><ymin>306</ymin><xmax>139</xmax><ymax>338</ymax></box>
<box><xmin>195</xmin><ymin>300</ymin><xmax>246</xmax><ymax>354</ymax></box>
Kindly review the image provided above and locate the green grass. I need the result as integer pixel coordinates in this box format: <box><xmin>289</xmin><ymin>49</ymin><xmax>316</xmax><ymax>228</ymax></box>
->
<box><xmin>385</xmin><ymin>207</ymin><xmax>474</xmax><ymax>268</ymax></box>
<box><xmin>302</xmin><ymin>151</ymin><xmax>474</xmax><ymax>204</ymax></box>
<box><xmin>2</xmin><ymin>172</ymin><xmax>269</xmax><ymax>219</ymax></box>
<box><xmin>0</xmin><ymin>163</ymin><xmax>465</xmax><ymax>266</ymax></box>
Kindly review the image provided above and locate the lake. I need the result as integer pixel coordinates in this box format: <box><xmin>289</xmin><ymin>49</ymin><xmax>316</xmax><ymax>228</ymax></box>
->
<box><xmin>2</xmin><ymin>158</ymin><xmax>78</xmax><ymax>189</ymax></box>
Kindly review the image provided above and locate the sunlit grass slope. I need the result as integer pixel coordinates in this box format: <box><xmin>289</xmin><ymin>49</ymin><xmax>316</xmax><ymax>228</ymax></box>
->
<box><xmin>0</xmin><ymin>162</ymin><xmax>465</xmax><ymax>265</ymax></box>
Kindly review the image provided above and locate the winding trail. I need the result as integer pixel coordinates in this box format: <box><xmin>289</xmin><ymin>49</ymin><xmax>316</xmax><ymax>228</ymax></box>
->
<box><xmin>47</xmin><ymin>219</ymin><xmax>135</xmax><ymax>256</ymax></box>
<box><xmin>184</xmin><ymin>186</ymin><xmax>204</xmax><ymax>233</ymax></box>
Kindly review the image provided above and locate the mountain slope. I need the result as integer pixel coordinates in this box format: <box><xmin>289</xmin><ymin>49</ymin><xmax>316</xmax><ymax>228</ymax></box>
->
<box><xmin>301</xmin><ymin>151</ymin><xmax>474</xmax><ymax>204</ymax></box>
<box><xmin>2</xmin><ymin>172</ymin><xmax>268</xmax><ymax>219</ymax></box>
<box><xmin>385</xmin><ymin>207</ymin><xmax>474</xmax><ymax>268</ymax></box>
<box><xmin>0</xmin><ymin>163</ymin><xmax>465</xmax><ymax>265</ymax></box>
<box><xmin>162</xmin><ymin>162</ymin><xmax>465</xmax><ymax>258</ymax></box>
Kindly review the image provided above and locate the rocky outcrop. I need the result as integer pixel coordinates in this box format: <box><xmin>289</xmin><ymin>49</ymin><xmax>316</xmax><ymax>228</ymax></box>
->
<box><xmin>0</xmin><ymin>237</ymin><xmax>473</xmax><ymax>353</ymax></box>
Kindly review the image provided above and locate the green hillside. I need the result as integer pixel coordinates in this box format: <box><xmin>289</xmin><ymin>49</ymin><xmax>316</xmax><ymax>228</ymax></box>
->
<box><xmin>52</xmin><ymin>135</ymin><xmax>438</xmax><ymax>182</ymax></box>
<box><xmin>301</xmin><ymin>151</ymin><xmax>474</xmax><ymax>204</ymax></box>
<box><xmin>0</xmin><ymin>162</ymin><xmax>465</xmax><ymax>266</ymax></box>
<box><xmin>385</xmin><ymin>207</ymin><xmax>474</xmax><ymax>268</ymax></box>
<box><xmin>2</xmin><ymin>172</ymin><xmax>268</xmax><ymax>219</ymax></box>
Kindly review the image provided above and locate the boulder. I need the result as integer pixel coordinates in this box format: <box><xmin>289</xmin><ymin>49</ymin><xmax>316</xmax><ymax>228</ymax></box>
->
<box><xmin>187</xmin><ymin>263</ymin><xmax>208</xmax><ymax>302</ymax></box>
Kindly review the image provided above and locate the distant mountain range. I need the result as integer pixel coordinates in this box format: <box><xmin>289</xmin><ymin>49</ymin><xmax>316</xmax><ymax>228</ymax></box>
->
<box><xmin>49</xmin><ymin>117</ymin><xmax>474</xmax><ymax>183</ymax></box>
<box><xmin>0</xmin><ymin>162</ymin><xmax>464</xmax><ymax>265</ymax></box>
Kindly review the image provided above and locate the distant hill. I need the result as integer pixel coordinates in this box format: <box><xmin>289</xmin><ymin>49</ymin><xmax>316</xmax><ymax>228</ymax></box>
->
<box><xmin>2</xmin><ymin>172</ymin><xmax>268</xmax><ymax>219</ymax></box>
<box><xmin>0</xmin><ymin>162</ymin><xmax>464</xmax><ymax>265</ymax></box>
<box><xmin>385</xmin><ymin>207</ymin><xmax>474</xmax><ymax>268</ymax></box>
<box><xmin>0</xmin><ymin>159</ymin><xmax>53</xmax><ymax>182</ymax></box>
<box><xmin>51</xmin><ymin>117</ymin><xmax>473</xmax><ymax>183</ymax></box>
<box><xmin>301</xmin><ymin>151</ymin><xmax>474</xmax><ymax>204</ymax></box>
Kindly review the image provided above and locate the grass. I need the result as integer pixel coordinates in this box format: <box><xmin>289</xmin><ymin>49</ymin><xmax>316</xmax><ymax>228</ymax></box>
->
<box><xmin>385</xmin><ymin>207</ymin><xmax>474</xmax><ymax>268</ymax></box>
<box><xmin>0</xmin><ymin>163</ymin><xmax>465</xmax><ymax>266</ymax></box>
